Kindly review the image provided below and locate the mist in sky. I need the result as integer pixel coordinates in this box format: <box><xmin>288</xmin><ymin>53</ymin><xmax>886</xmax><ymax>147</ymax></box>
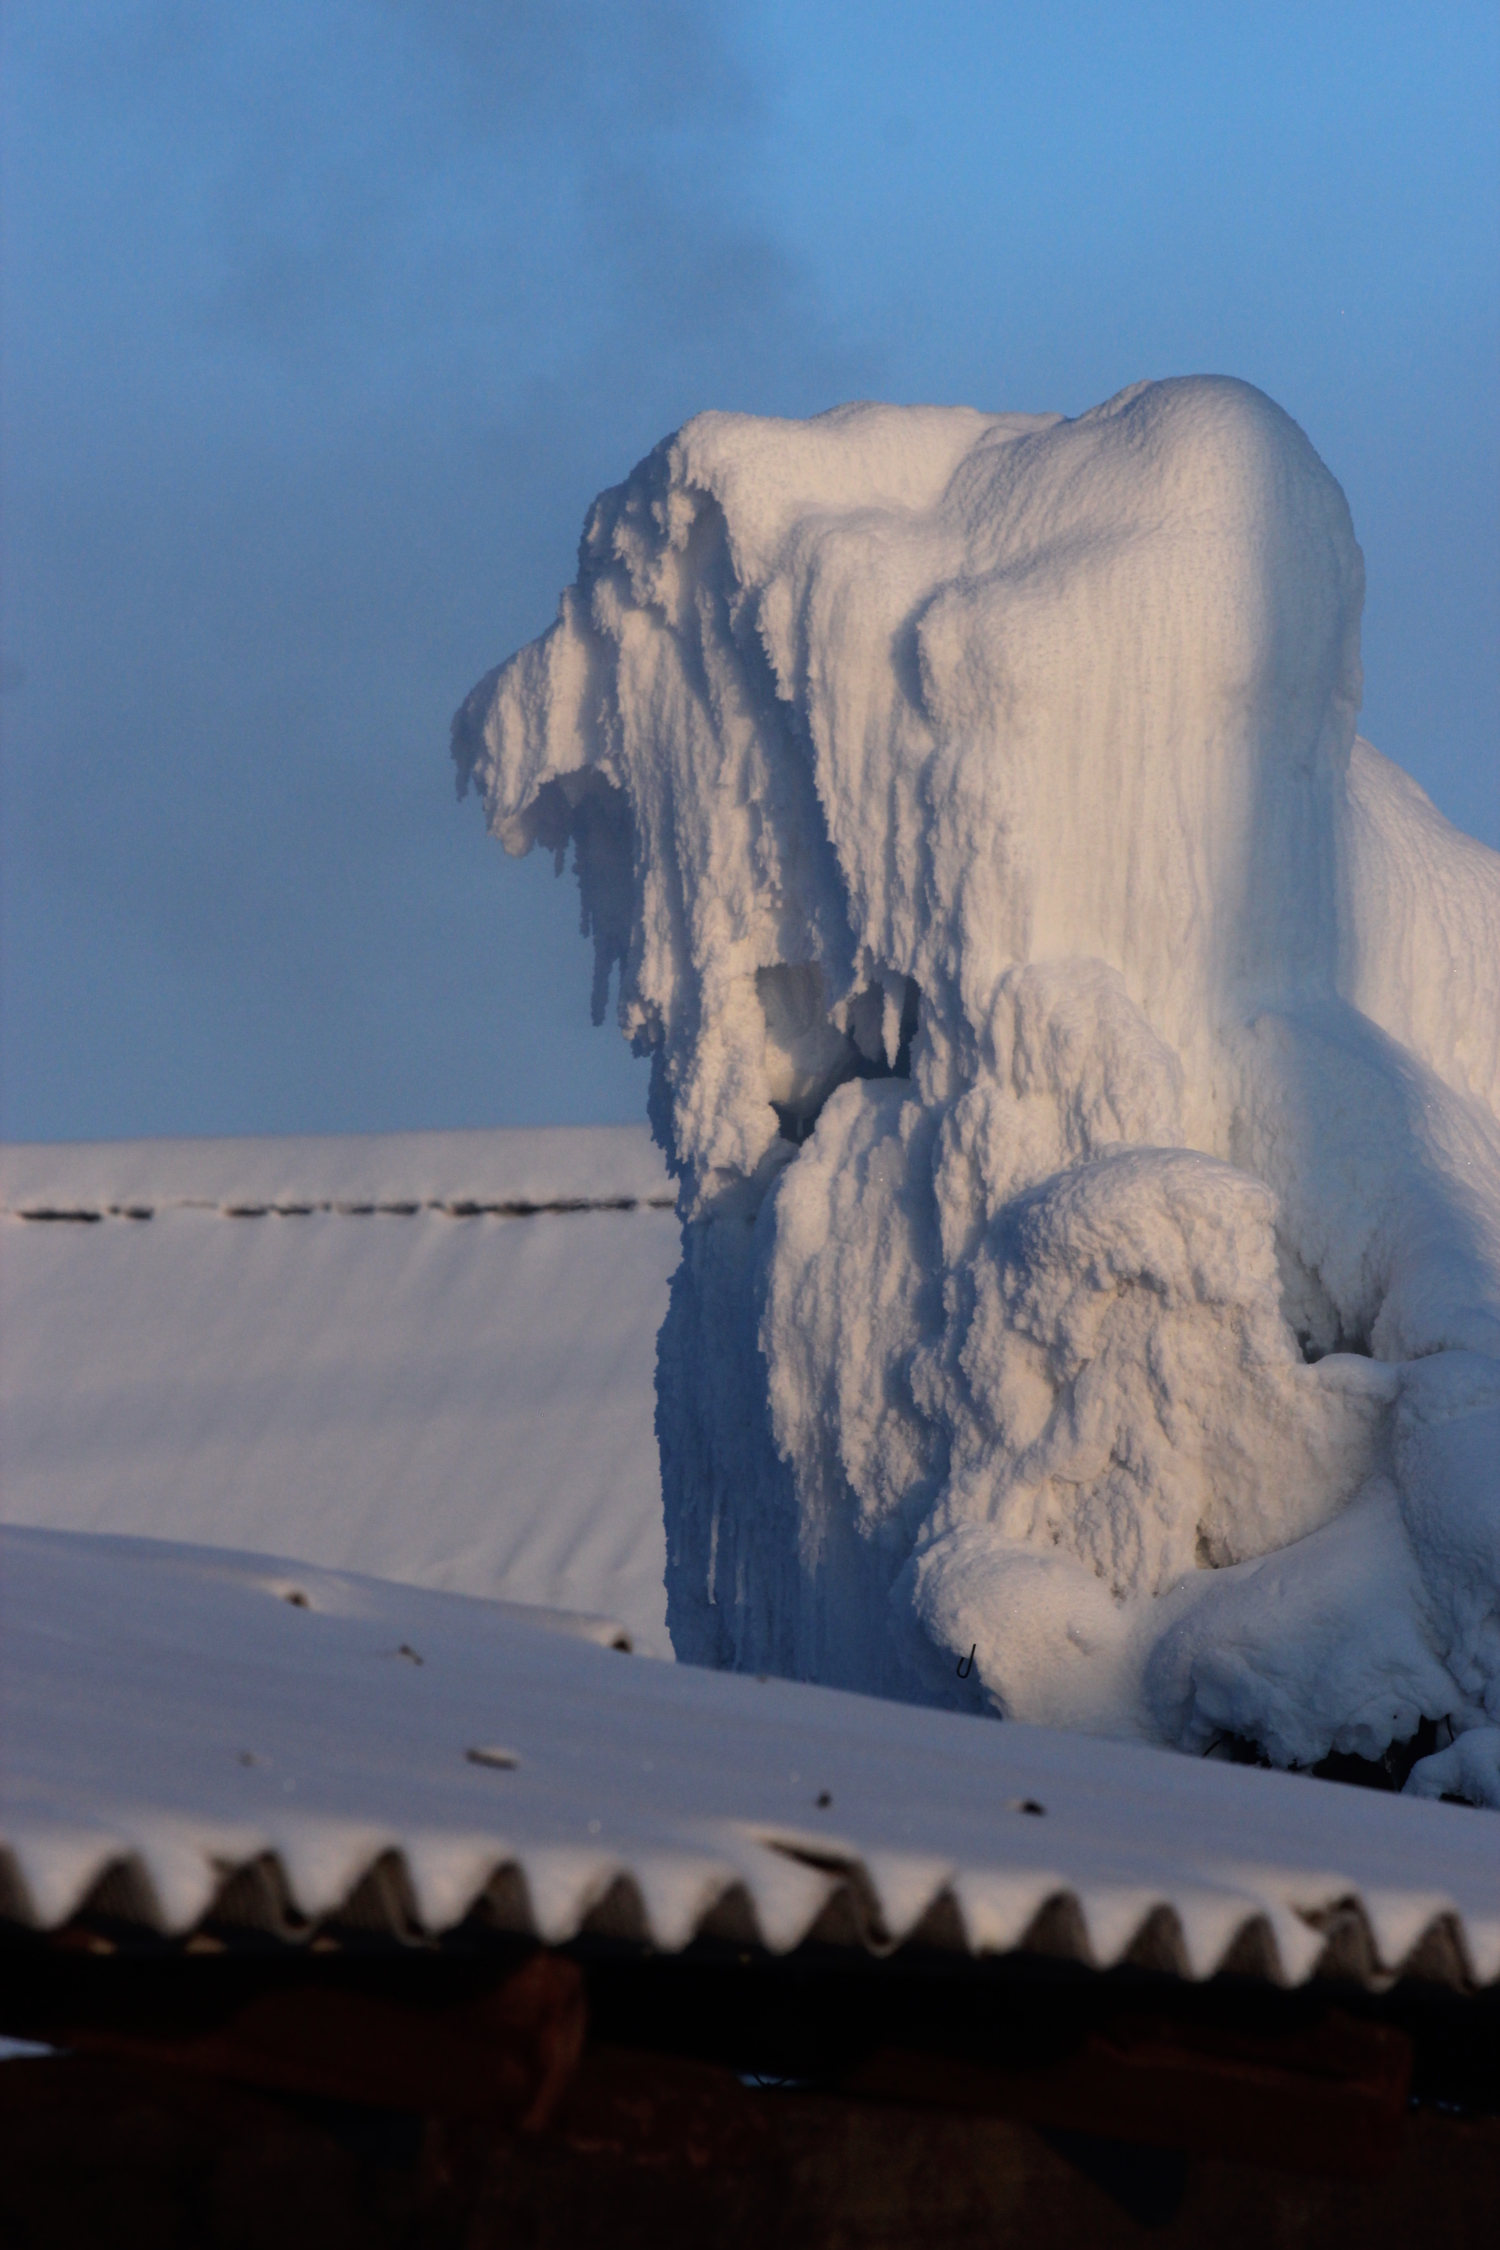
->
<box><xmin>2</xmin><ymin>0</ymin><xmax>1496</xmax><ymax>1142</ymax></box>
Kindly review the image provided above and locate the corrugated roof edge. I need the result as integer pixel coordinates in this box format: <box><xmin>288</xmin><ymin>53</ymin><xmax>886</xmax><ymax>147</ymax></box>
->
<box><xmin>6</xmin><ymin>1542</ymin><xmax>1496</xmax><ymax>2005</ymax></box>
<box><xmin>0</xmin><ymin>1830</ymin><xmax>1487</xmax><ymax>1995</ymax></box>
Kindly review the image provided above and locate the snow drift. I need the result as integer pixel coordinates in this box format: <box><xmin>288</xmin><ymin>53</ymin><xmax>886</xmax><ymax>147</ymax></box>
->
<box><xmin>454</xmin><ymin>376</ymin><xmax>1500</xmax><ymax>1803</ymax></box>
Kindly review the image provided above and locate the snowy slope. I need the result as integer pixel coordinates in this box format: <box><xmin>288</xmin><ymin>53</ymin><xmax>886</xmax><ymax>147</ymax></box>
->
<box><xmin>457</xmin><ymin>377</ymin><xmax>1500</xmax><ymax>1793</ymax></box>
<box><xmin>0</xmin><ymin>1129</ymin><xmax>677</xmax><ymax>1652</ymax></box>
<box><xmin>2</xmin><ymin>1524</ymin><xmax>1494</xmax><ymax>1990</ymax></box>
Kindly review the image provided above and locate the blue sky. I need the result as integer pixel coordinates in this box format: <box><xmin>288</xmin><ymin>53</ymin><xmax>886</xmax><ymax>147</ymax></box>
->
<box><xmin>3</xmin><ymin>0</ymin><xmax>1496</xmax><ymax>1141</ymax></box>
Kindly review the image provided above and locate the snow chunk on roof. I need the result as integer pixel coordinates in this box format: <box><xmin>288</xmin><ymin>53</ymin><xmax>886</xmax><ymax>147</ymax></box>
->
<box><xmin>456</xmin><ymin>376</ymin><xmax>1500</xmax><ymax>1777</ymax></box>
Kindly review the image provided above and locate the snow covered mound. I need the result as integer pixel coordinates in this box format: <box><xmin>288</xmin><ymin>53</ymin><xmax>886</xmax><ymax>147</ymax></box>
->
<box><xmin>455</xmin><ymin>377</ymin><xmax>1500</xmax><ymax>1804</ymax></box>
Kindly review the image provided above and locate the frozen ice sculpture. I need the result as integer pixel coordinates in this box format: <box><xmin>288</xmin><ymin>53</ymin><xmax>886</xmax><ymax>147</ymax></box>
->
<box><xmin>455</xmin><ymin>378</ymin><xmax>1500</xmax><ymax>1803</ymax></box>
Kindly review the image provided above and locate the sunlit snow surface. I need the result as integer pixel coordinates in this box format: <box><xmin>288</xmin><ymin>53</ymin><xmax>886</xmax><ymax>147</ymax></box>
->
<box><xmin>0</xmin><ymin>1129</ymin><xmax>677</xmax><ymax>1654</ymax></box>
<box><xmin>3</xmin><ymin>1523</ymin><xmax>1495</xmax><ymax>1985</ymax></box>
<box><xmin>457</xmin><ymin>376</ymin><xmax>1500</xmax><ymax>1802</ymax></box>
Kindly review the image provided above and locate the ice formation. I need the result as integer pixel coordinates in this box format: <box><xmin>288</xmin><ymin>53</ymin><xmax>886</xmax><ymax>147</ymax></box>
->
<box><xmin>455</xmin><ymin>377</ymin><xmax>1500</xmax><ymax>1803</ymax></box>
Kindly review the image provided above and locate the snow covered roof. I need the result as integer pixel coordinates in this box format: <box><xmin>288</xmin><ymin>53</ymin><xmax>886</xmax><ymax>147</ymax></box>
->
<box><xmin>2</xmin><ymin>1526</ymin><xmax>1495</xmax><ymax>1993</ymax></box>
<box><xmin>4</xmin><ymin>1127</ymin><xmax>1494</xmax><ymax>2002</ymax></box>
<box><xmin>0</xmin><ymin>1128</ymin><xmax>677</xmax><ymax>1652</ymax></box>
<box><xmin>0</xmin><ymin>1124</ymin><xmax>674</xmax><ymax>1219</ymax></box>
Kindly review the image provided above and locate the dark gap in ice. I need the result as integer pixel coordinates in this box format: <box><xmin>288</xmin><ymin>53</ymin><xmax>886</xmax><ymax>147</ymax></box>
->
<box><xmin>1298</xmin><ymin>1328</ymin><xmax>1373</xmax><ymax>1364</ymax></box>
<box><xmin>774</xmin><ymin>1105</ymin><xmax>814</xmax><ymax>1146</ymax></box>
<box><xmin>1199</xmin><ymin>1731</ymin><xmax>1272</xmax><ymax>1769</ymax></box>
<box><xmin>855</xmin><ymin>975</ymin><xmax>921</xmax><ymax>1084</ymax></box>
<box><xmin>1205</xmin><ymin>1716</ymin><xmax>1457</xmax><ymax>1795</ymax></box>
<box><xmin>773</xmin><ymin>978</ymin><xmax>921</xmax><ymax>1146</ymax></box>
<box><xmin>1309</xmin><ymin>1715</ymin><xmax>1445</xmax><ymax>1794</ymax></box>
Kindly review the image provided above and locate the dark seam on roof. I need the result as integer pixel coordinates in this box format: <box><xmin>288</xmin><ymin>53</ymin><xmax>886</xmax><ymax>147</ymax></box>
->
<box><xmin>8</xmin><ymin>1195</ymin><xmax>678</xmax><ymax>1223</ymax></box>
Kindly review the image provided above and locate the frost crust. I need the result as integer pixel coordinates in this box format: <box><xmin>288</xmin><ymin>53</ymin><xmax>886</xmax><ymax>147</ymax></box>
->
<box><xmin>456</xmin><ymin>377</ymin><xmax>1500</xmax><ymax>1802</ymax></box>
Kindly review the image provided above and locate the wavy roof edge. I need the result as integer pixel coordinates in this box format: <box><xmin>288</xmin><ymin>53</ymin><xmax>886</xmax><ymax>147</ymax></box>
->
<box><xmin>0</xmin><ymin>1125</ymin><xmax>675</xmax><ymax>1218</ymax></box>
<box><xmin>6</xmin><ymin>1537</ymin><xmax>1496</xmax><ymax>2007</ymax></box>
<box><xmin>0</xmin><ymin>1827</ymin><xmax>1489</xmax><ymax>1997</ymax></box>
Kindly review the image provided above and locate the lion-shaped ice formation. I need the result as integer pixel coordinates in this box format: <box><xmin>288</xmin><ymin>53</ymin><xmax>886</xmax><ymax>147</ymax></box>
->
<box><xmin>455</xmin><ymin>377</ymin><xmax>1500</xmax><ymax>1803</ymax></box>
